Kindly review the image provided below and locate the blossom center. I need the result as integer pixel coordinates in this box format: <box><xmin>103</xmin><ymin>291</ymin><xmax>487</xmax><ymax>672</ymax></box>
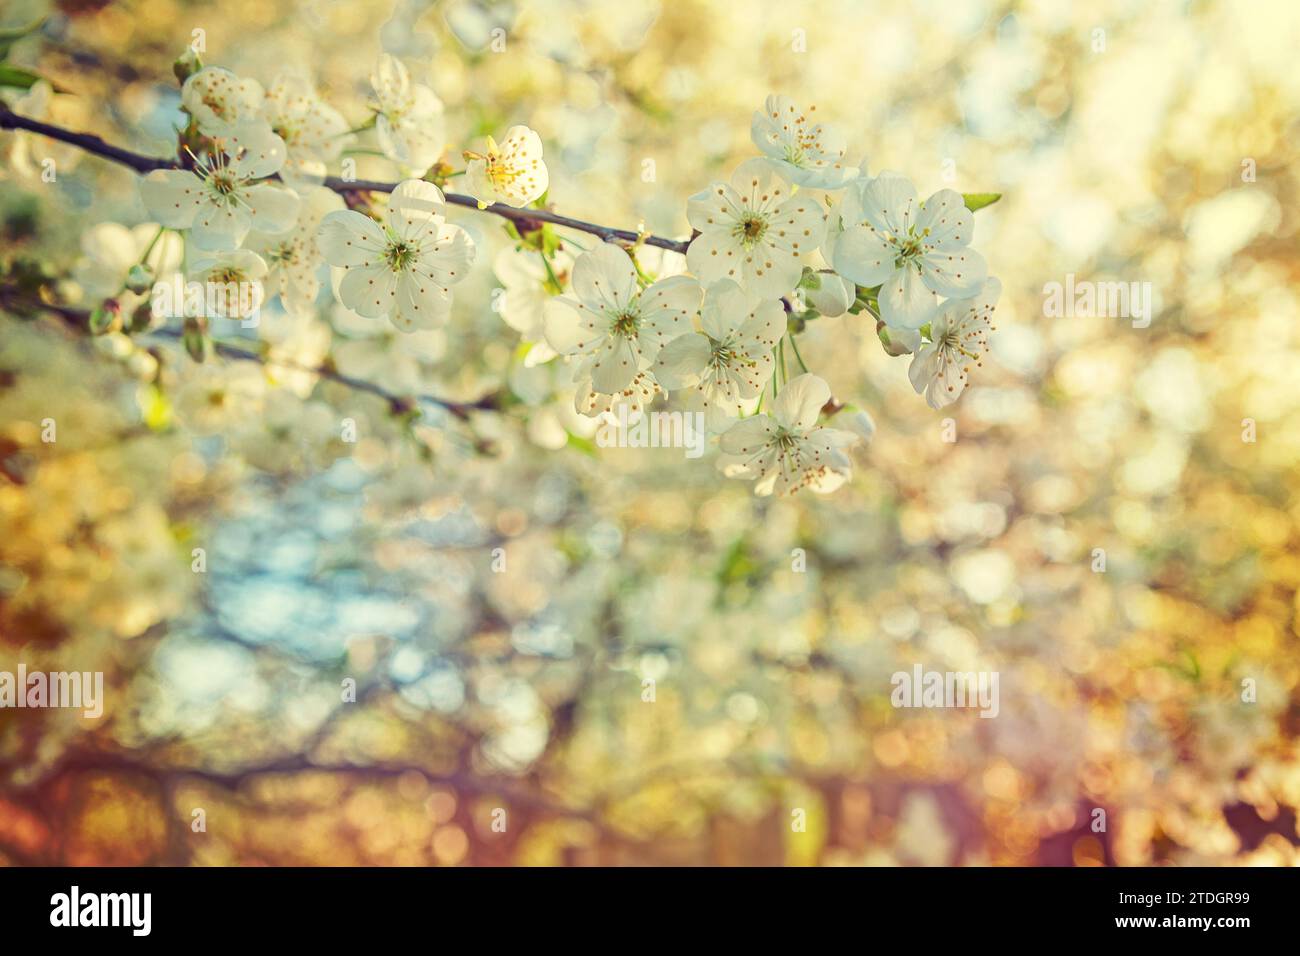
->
<box><xmin>209</xmin><ymin>172</ymin><xmax>238</xmax><ymax>196</ymax></box>
<box><xmin>611</xmin><ymin>310</ymin><xmax>639</xmax><ymax>337</ymax></box>
<box><xmin>385</xmin><ymin>239</ymin><xmax>418</xmax><ymax>272</ymax></box>
<box><xmin>737</xmin><ymin>214</ymin><xmax>768</xmax><ymax>246</ymax></box>
<box><xmin>486</xmin><ymin>154</ymin><xmax>525</xmax><ymax>190</ymax></box>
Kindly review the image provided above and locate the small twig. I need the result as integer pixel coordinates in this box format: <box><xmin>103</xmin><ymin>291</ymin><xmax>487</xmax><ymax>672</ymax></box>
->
<box><xmin>0</xmin><ymin>103</ymin><xmax>174</xmax><ymax>174</ymax></box>
<box><xmin>147</xmin><ymin>327</ymin><xmax>499</xmax><ymax>421</ymax></box>
<box><xmin>0</xmin><ymin>284</ymin><xmax>499</xmax><ymax>421</ymax></box>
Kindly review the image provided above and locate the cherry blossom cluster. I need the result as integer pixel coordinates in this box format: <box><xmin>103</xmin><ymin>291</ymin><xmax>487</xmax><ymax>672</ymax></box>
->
<box><xmin>529</xmin><ymin>95</ymin><xmax>1003</xmax><ymax>494</ymax></box>
<box><xmin>114</xmin><ymin>58</ymin><xmax>1003</xmax><ymax>497</ymax></box>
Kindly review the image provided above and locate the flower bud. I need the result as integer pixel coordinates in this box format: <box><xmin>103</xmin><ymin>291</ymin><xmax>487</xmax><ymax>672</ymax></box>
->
<box><xmin>182</xmin><ymin>316</ymin><xmax>208</xmax><ymax>363</ymax></box>
<box><xmin>805</xmin><ymin>273</ymin><xmax>855</xmax><ymax>317</ymax></box>
<box><xmin>173</xmin><ymin>48</ymin><xmax>203</xmax><ymax>85</ymax></box>
<box><xmin>88</xmin><ymin>299</ymin><xmax>121</xmax><ymax>335</ymax></box>
<box><xmin>128</xmin><ymin>302</ymin><xmax>155</xmax><ymax>334</ymax></box>
<box><xmin>878</xmin><ymin>324</ymin><xmax>921</xmax><ymax>356</ymax></box>
<box><xmin>125</xmin><ymin>263</ymin><xmax>155</xmax><ymax>295</ymax></box>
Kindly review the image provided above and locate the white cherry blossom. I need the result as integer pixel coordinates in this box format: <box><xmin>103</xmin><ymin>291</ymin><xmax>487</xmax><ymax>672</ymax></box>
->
<box><xmin>686</xmin><ymin>158</ymin><xmax>825</xmax><ymax>301</ymax></box>
<box><xmin>181</xmin><ymin>67</ymin><xmax>264</xmax><ymax>137</ymax></box>
<box><xmin>465</xmin><ymin>126</ymin><xmax>549</xmax><ymax>208</ymax></box>
<box><xmin>492</xmin><ymin>245</ymin><xmax>575</xmax><ymax>366</ymax></box>
<box><xmin>652</xmin><ymin>278</ymin><xmax>784</xmax><ymax>430</ymax></box>
<box><xmin>174</xmin><ymin>361</ymin><xmax>266</xmax><ymax>434</ymax></box>
<box><xmin>571</xmin><ymin>363</ymin><xmax>662</xmax><ymax>420</ymax></box>
<box><xmin>370</xmin><ymin>53</ymin><xmax>446</xmax><ymax>174</ymax></box>
<box><xmin>717</xmin><ymin>373</ymin><xmax>857</xmax><ymax>496</ymax></box>
<box><xmin>260</xmin><ymin>73</ymin><xmax>350</xmax><ymax>186</ymax></box>
<box><xmin>542</xmin><ymin>242</ymin><xmax>701</xmax><ymax>398</ymax></box>
<box><xmin>908</xmin><ymin>278</ymin><xmax>1000</xmax><ymax>409</ymax></box>
<box><xmin>234</xmin><ymin>390</ymin><xmax>353</xmax><ymax>474</ymax></box>
<box><xmin>829</xmin><ymin>173</ymin><xmax>987</xmax><ymax>330</ymax></box>
<box><xmin>3</xmin><ymin>80</ymin><xmax>85</xmax><ymax>179</ymax></box>
<box><xmin>140</xmin><ymin>121</ymin><xmax>299</xmax><ymax>251</ymax></box>
<box><xmin>751</xmin><ymin>95</ymin><xmax>857</xmax><ymax>189</ymax></box>
<box><xmin>317</xmin><ymin>179</ymin><xmax>475</xmax><ymax>332</ymax></box>
<box><xmin>187</xmin><ymin>249</ymin><xmax>268</xmax><ymax>320</ymax></box>
<box><xmin>247</xmin><ymin>186</ymin><xmax>344</xmax><ymax>316</ymax></box>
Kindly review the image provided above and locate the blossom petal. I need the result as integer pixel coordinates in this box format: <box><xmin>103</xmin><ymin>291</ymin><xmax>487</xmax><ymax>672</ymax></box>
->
<box><xmin>338</xmin><ymin>262</ymin><xmax>399</xmax><ymax>318</ymax></box>
<box><xmin>226</xmin><ymin>121</ymin><xmax>288</xmax><ymax>180</ymax></box>
<box><xmin>493</xmin><ymin>125</ymin><xmax>547</xmax><ymax>206</ymax></box>
<box><xmin>245</xmin><ymin>183</ymin><xmax>300</xmax><ymax>236</ymax></box>
<box><xmin>181</xmin><ymin>67</ymin><xmax>263</xmax><ymax>136</ymax></box>
<box><xmin>393</xmin><ymin>272</ymin><xmax>451</xmax><ymax>330</ymax></box>
<box><xmin>858</xmin><ymin>172</ymin><xmax>919</xmax><ymax>237</ymax></box>
<box><xmin>652</xmin><ymin>332</ymin><xmax>711</xmax><ymax>390</ymax></box>
<box><xmin>908</xmin><ymin>344</ymin><xmax>941</xmax><ymax>395</ymax></box>
<box><xmin>317</xmin><ymin>211</ymin><xmax>387</xmax><ymax>267</ymax></box>
<box><xmin>920</xmin><ymin>246</ymin><xmax>987</xmax><ymax>299</ymax></box>
<box><xmin>719</xmin><ymin>414</ymin><xmax>778</xmax><ymax>455</ymax></box>
<box><xmin>190</xmin><ymin>201</ymin><xmax>251</xmax><ymax>251</ymax></box>
<box><xmin>685</xmin><ymin>228</ymin><xmax>742</xmax><ymax>288</ymax></box>
<box><xmin>415</xmin><ymin>223</ymin><xmax>475</xmax><ymax>287</ymax></box>
<box><xmin>686</xmin><ymin>181</ymin><xmax>744</xmax><ymax>235</ymax></box>
<box><xmin>375</xmin><ymin>114</ymin><xmax>410</xmax><ymax>165</ymax></box>
<box><xmin>589</xmin><ymin>335</ymin><xmax>640</xmax><ymax>394</ymax></box>
<box><xmin>879</xmin><ymin>264</ymin><xmax>941</xmax><ymax>330</ymax></box>
<box><xmin>572</xmin><ymin>242</ymin><xmax>638</xmax><ymax>314</ymax></box>
<box><xmin>805</xmin><ymin>273</ymin><xmax>856</xmax><ymax>316</ymax></box>
<box><xmin>772</xmin><ymin>373</ymin><xmax>830</xmax><ymax>431</ymax></box>
<box><xmin>543</xmin><ymin>297</ymin><xmax>605</xmax><ymax>355</ymax></box>
<box><xmin>139</xmin><ymin>170</ymin><xmax>204</xmax><ymax>230</ymax></box>
<box><xmin>700</xmin><ymin>279</ymin><xmax>748</xmax><ymax>340</ymax></box>
<box><xmin>916</xmin><ymin>188</ymin><xmax>974</xmax><ymax>251</ymax></box>
<box><xmin>371</xmin><ymin>54</ymin><xmax>411</xmax><ymax>108</ymax></box>
<box><xmin>388</xmin><ymin>179</ymin><xmax>446</xmax><ymax>239</ymax></box>
<box><xmin>636</xmin><ymin>275</ymin><xmax>701</xmax><ymax>359</ymax></box>
<box><xmin>736</xmin><ymin>299</ymin><xmax>785</xmax><ymax>354</ymax></box>
<box><xmin>831</xmin><ymin>224</ymin><xmax>894</xmax><ymax>287</ymax></box>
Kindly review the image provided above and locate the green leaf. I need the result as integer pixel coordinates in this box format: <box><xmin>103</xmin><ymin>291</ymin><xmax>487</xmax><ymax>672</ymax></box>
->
<box><xmin>565</xmin><ymin>431</ymin><xmax>597</xmax><ymax>457</ymax></box>
<box><xmin>962</xmin><ymin>192</ymin><xmax>1002</xmax><ymax>212</ymax></box>
<box><xmin>0</xmin><ymin>64</ymin><xmax>42</xmax><ymax>90</ymax></box>
<box><xmin>716</xmin><ymin>537</ymin><xmax>761</xmax><ymax>588</ymax></box>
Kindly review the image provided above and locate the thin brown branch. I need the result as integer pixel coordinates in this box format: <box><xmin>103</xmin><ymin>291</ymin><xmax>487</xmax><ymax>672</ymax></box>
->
<box><xmin>149</xmin><ymin>327</ymin><xmax>502</xmax><ymax>421</ymax></box>
<box><xmin>0</xmin><ymin>104</ymin><xmax>692</xmax><ymax>254</ymax></box>
<box><xmin>0</xmin><ymin>285</ymin><xmax>501</xmax><ymax>421</ymax></box>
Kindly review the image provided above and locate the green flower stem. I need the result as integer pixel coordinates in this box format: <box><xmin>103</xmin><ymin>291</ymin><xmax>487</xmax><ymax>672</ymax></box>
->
<box><xmin>787</xmin><ymin>333</ymin><xmax>809</xmax><ymax>374</ymax></box>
